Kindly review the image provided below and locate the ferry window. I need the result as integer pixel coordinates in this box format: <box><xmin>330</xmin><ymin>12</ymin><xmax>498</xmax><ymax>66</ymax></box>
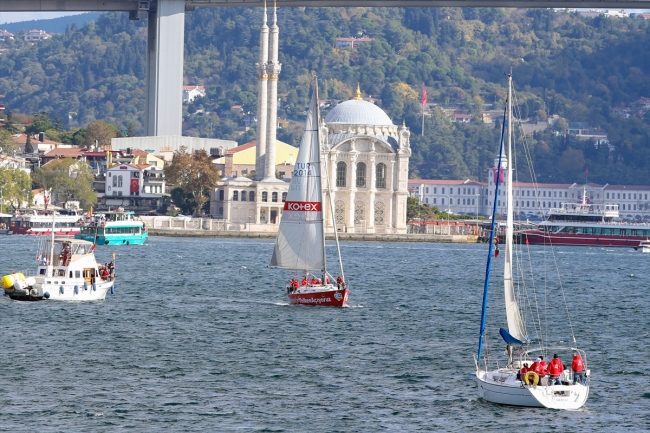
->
<box><xmin>40</xmin><ymin>269</ymin><xmax>46</xmax><ymax>275</ymax></box>
<box><xmin>612</xmin><ymin>229</ymin><xmax>620</xmax><ymax>235</ymax></box>
<box><xmin>262</xmin><ymin>192</ymin><xmax>268</xmax><ymax>202</ymax></box>
<box><xmin>69</xmin><ymin>271</ymin><xmax>73</xmax><ymax>278</ymax></box>
<box><xmin>272</xmin><ymin>192</ymin><xmax>278</xmax><ymax>202</ymax></box>
<box><xmin>233</xmin><ymin>191</ymin><xmax>239</xmax><ymax>201</ymax></box>
<box><xmin>241</xmin><ymin>191</ymin><xmax>247</xmax><ymax>201</ymax></box>
<box><xmin>219</xmin><ymin>190</ymin><xmax>224</xmax><ymax>201</ymax></box>
<box><xmin>336</xmin><ymin>162</ymin><xmax>347</xmax><ymax>187</ymax></box>
<box><xmin>249</xmin><ymin>191</ymin><xmax>255</xmax><ymax>201</ymax></box>
<box><xmin>282</xmin><ymin>192</ymin><xmax>287</xmax><ymax>202</ymax></box>
<box><xmin>356</xmin><ymin>162</ymin><xmax>366</xmax><ymax>188</ymax></box>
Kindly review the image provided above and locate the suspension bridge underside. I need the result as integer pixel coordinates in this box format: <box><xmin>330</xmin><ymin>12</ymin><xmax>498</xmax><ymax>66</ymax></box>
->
<box><xmin>1</xmin><ymin>0</ymin><xmax>647</xmax><ymax>137</ymax></box>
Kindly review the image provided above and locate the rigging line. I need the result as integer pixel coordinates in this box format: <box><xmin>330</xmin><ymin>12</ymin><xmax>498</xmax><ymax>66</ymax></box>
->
<box><xmin>549</xmin><ymin>236</ymin><xmax>577</xmax><ymax>345</ymax></box>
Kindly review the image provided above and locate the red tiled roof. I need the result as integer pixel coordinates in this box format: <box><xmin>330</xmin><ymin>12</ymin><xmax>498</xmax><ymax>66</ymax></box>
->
<box><xmin>12</xmin><ymin>133</ymin><xmax>60</xmax><ymax>145</ymax></box>
<box><xmin>226</xmin><ymin>141</ymin><xmax>257</xmax><ymax>154</ymax></box>
<box><xmin>183</xmin><ymin>85</ymin><xmax>205</xmax><ymax>91</ymax></box>
<box><xmin>43</xmin><ymin>148</ymin><xmax>85</xmax><ymax>157</ymax></box>
<box><xmin>130</xmin><ymin>149</ymin><xmax>149</xmax><ymax>156</ymax></box>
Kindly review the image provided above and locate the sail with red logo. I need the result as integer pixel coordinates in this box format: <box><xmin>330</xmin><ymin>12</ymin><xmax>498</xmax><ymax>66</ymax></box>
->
<box><xmin>269</xmin><ymin>79</ymin><xmax>349</xmax><ymax>307</ymax></box>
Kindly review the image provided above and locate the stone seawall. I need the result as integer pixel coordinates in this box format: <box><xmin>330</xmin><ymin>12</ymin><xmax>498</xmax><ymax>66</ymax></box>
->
<box><xmin>148</xmin><ymin>228</ymin><xmax>478</xmax><ymax>243</ymax></box>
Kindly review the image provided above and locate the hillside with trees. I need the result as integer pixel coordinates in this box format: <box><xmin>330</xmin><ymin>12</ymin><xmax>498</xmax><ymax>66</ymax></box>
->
<box><xmin>0</xmin><ymin>8</ymin><xmax>648</xmax><ymax>184</ymax></box>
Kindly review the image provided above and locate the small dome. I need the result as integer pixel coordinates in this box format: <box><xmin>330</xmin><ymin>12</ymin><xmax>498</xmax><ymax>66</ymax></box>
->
<box><xmin>325</xmin><ymin>99</ymin><xmax>393</xmax><ymax>127</ymax></box>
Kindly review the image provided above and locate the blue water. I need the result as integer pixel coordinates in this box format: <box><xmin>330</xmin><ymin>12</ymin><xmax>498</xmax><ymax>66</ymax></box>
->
<box><xmin>0</xmin><ymin>236</ymin><xmax>649</xmax><ymax>432</ymax></box>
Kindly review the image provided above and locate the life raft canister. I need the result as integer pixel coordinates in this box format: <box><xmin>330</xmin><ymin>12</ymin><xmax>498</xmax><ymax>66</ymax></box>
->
<box><xmin>523</xmin><ymin>371</ymin><xmax>539</xmax><ymax>386</ymax></box>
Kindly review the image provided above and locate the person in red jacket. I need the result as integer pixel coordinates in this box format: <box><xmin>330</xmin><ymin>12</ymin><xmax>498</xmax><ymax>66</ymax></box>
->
<box><xmin>572</xmin><ymin>353</ymin><xmax>586</xmax><ymax>385</ymax></box>
<box><xmin>301</xmin><ymin>277</ymin><xmax>308</xmax><ymax>286</ymax></box>
<box><xmin>517</xmin><ymin>363</ymin><xmax>530</xmax><ymax>381</ymax></box>
<box><xmin>546</xmin><ymin>354</ymin><xmax>565</xmax><ymax>386</ymax></box>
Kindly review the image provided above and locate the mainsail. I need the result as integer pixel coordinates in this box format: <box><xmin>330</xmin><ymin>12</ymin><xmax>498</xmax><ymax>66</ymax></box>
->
<box><xmin>503</xmin><ymin>75</ymin><xmax>527</xmax><ymax>343</ymax></box>
<box><xmin>270</xmin><ymin>83</ymin><xmax>325</xmax><ymax>271</ymax></box>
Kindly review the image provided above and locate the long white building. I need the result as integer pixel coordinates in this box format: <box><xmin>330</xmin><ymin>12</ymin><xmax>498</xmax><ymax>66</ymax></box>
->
<box><xmin>410</xmin><ymin>156</ymin><xmax>650</xmax><ymax>220</ymax></box>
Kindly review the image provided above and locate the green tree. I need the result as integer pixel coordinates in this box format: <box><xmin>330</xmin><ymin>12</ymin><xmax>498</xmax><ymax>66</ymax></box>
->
<box><xmin>84</xmin><ymin>120</ymin><xmax>117</xmax><ymax>148</ymax></box>
<box><xmin>24</xmin><ymin>135</ymin><xmax>34</xmax><ymax>154</ymax></box>
<box><xmin>164</xmin><ymin>147</ymin><xmax>221</xmax><ymax>216</ymax></box>
<box><xmin>0</xmin><ymin>129</ymin><xmax>19</xmax><ymax>155</ymax></box>
<box><xmin>0</xmin><ymin>168</ymin><xmax>32</xmax><ymax>211</ymax></box>
<box><xmin>33</xmin><ymin>159</ymin><xmax>97</xmax><ymax>208</ymax></box>
<box><xmin>25</xmin><ymin>111</ymin><xmax>52</xmax><ymax>135</ymax></box>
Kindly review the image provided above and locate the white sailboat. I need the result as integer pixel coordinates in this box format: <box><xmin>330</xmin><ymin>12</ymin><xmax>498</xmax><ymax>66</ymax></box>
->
<box><xmin>270</xmin><ymin>79</ymin><xmax>349</xmax><ymax>307</ymax></box>
<box><xmin>474</xmin><ymin>74</ymin><xmax>590</xmax><ymax>409</ymax></box>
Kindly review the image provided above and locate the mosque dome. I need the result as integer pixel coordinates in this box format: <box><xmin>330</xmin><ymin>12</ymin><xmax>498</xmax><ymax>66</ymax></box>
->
<box><xmin>325</xmin><ymin>99</ymin><xmax>393</xmax><ymax>127</ymax></box>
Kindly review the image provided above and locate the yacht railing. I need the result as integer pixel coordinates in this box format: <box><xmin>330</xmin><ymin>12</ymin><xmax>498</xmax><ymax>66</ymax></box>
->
<box><xmin>548</xmin><ymin>202</ymin><xmax>619</xmax><ymax>218</ymax></box>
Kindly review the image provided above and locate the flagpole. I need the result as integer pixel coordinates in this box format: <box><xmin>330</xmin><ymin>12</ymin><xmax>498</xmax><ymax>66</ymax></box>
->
<box><xmin>421</xmin><ymin>83</ymin><xmax>427</xmax><ymax>136</ymax></box>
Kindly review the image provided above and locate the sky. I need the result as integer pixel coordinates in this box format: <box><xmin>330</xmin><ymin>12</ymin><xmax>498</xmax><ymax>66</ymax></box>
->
<box><xmin>0</xmin><ymin>12</ymin><xmax>84</xmax><ymax>25</ymax></box>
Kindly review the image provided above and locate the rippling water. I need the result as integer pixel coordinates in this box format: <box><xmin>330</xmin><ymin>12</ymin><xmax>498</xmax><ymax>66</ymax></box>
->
<box><xmin>0</xmin><ymin>236</ymin><xmax>648</xmax><ymax>431</ymax></box>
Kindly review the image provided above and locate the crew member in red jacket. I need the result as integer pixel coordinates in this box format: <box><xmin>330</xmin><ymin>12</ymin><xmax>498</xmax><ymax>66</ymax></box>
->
<box><xmin>517</xmin><ymin>363</ymin><xmax>530</xmax><ymax>381</ymax></box>
<box><xmin>572</xmin><ymin>353</ymin><xmax>586</xmax><ymax>385</ymax></box>
<box><xmin>546</xmin><ymin>354</ymin><xmax>565</xmax><ymax>386</ymax></box>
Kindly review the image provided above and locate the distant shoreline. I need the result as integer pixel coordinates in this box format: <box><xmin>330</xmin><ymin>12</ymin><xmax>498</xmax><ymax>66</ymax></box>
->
<box><xmin>148</xmin><ymin>229</ymin><xmax>479</xmax><ymax>243</ymax></box>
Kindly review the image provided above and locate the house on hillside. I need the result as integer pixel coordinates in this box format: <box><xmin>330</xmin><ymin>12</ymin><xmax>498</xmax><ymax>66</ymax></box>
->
<box><xmin>212</xmin><ymin>140</ymin><xmax>297</xmax><ymax>179</ymax></box>
<box><xmin>24</xmin><ymin>29</ymin><xmax>50</xmax><ymax>42</ymax></box>
<box><xmin>0</xmin><ymin>155</ymin><xmax>30</xmax><ymax>174</ymax></box>
<box><xmin>335</xmin><ymin>37</ymin><xmax>374</xmax><ymax>49</ymax></box>
<box><xmin>182</xmin><ymin>85</ymin><xmax>206</xmax><ymax>103</ymax></box>
<box><xmin>103</xmin><ymin>164</ymin><xmax>166</xmax><ymax>211</ymax></box>
<box><xmin>451</xmin><ymin>113</ymin><xmax>472</xmax><ymax>123</ymax></box>
<box><xmin>0</xmin><ymin>30</ymin><xmax>14</xmax><ymax>42</ymax></box>
<box><xmin>42</xmin><ymin>147</ymin><xmax>85</xmax><ymax>164</ymax></box>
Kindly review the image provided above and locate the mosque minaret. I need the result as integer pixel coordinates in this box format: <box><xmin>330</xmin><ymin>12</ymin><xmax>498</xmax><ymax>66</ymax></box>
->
<box><xmin>254</xmin><ymin>1</ymin><xmax>269</xmax><ymax>180</ymax></box>
<box><xmin>254</xmin><ymin>0</ymin><xmax>282</xmax><ymax>182</ymax></box>
<box><xmin>263</xmin><ymin>1</ymin><xmax>281</xmax><ymax>181</ymax></box>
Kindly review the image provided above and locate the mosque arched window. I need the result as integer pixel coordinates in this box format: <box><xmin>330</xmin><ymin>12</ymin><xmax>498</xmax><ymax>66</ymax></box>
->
<box><xmin>272</xmin><ymin>192</ymin><xmax>278</xmax><ymax>202</ymax></box>
<box><xmin>219</xmin><ymin>189</ymin><xmax>224</xmax><ymax>201</ymax></box>
<box><xmin>356</xmin><ymin>162</ymin><xmax>366</xmax><ymax>188</ymax></box>
<box><xmin>262</xmin><ymin>191</ymin><xmax>268</xmax><ymax>202</ymax></box>
<box><xmin>233</xmin><ymin>191</ymin><xmax>239</xmax><ymax>201</ymax></box>
<box><xmin>336</xmin><ymin>162</ymin><xmax>347</xmax><ymax>187</ymax></box>
<box><xmin>241</xmin><ymin>190</ymin><xmax>247</xmax><ymax>201</ymax></box>
<box><xmin>249</xmin><ymin>191</ymin><xmax>255</xmax><ymax>202</ymax></box>
<box><xmin>376</xmin><ymin>163</ymin><xmax>387</xmax><ymax>189</ymax></box>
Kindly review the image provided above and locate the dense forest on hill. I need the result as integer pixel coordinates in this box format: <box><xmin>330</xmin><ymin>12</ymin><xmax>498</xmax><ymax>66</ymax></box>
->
<box><xmin>0</xmin><ymin>8</ymin><xmax>649</xmax><ymax>184</ymax></box>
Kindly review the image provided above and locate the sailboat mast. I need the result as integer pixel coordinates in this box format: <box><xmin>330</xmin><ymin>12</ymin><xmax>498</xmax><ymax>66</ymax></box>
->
<box><xmin>314</xmin><ymin>80</ymin><xmax>328</xmax><ymax>277</ymax></box>
<box><xmin>505</xmin><ymin>74</ymin><xmax>514</xmax><ymax>290</ymax></box>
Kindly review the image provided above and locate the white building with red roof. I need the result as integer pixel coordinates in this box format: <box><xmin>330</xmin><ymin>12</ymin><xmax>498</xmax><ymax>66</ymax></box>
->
<box><xmin>182</xmin><ymin>85</ymin><xmax>206</xmax><ymax>103</ymax></box>
<box><xmin>24</xmin><ymin>29</ymin><xmax>50</xmax><ymax>42</ymax></box>
<box><xmin>104</xmin><ymin>163</ymin><xmax>166</xmax><ymax>210</ymax></box>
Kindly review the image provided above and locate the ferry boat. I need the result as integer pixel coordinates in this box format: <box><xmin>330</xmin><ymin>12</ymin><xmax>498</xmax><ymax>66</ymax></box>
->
<box><xmin>2</xmin><ymin>238</ymin><xmax>114</xmax><ymax>301</ymax></box>
<box><xmin>7</xmin><ymin>209</ymin><xmax>83</xmax><ymax>236</ymax></box>
<box><xmin>76</xmin><ymin>211</ymin><xmax>148</xmax><ymax>245</ymax></box>
<box><xmin>522</xmin><ymin>190</ymin><xmax>650</xmax><ymax>247</ymax></box>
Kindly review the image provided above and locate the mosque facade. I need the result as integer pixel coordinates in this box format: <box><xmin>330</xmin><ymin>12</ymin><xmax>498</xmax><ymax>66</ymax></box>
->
<box><xmin>210</xmin><ymin>6</ymin><xmax>411</xmax><ymax>234</ymax></box>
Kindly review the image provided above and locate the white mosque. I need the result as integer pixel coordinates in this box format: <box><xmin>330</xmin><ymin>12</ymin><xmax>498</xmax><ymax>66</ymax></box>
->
<box><xmin>210</xmin><ymin>5</ymin><xmax>411</xmax><ymax>234</ymax></box>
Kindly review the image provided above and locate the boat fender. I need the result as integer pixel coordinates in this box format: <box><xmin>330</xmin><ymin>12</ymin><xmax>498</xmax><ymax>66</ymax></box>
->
<box><xmin>92</xmin><ymin>282</ymin><xmax>97</xmax><ymax>292</ymax></box>
<box><xmin>523</xmin><ymin>371</ymin><xmax>539</xmax><ymax>386</ymax></box>
<box><xmin>126</xmin><ymin>241</ymin><xmax>130</xmax><ymax>246</ymax></box>
<box><xmin>110</xmin><ymin>285</ymin><xmax>114</xmax><ymax>295</ymax></box>
<box><xmin>74</xmin><ymin>285</ymin><xmax>79</xmax><ymax>295</ymax></box>
<box><xmin>44</xmin><ymin>291</ymin><xmax>50</xmax><ymax>299</ymax></box>
<box><xmin>83</xmin><ymin>281</ymin><xmax>89</xmax><ymax>291</ymax></box>
<box><xmin>59</xmin><ymin>286</ymin><xmax>64</xmax><ymax>295</ymax></box>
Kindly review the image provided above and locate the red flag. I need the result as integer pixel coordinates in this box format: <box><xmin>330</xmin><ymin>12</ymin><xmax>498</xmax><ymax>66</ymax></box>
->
<box><xmin>421</xmin><ymin>85</ymin><xmax>427</xmax><ymax>106</ymax></box>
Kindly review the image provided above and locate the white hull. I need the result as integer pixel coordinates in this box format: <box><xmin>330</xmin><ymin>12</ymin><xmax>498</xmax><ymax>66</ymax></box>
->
<box><xmin>5</xmin><ymin>279</ymin><xmax>113</xmax><ymax>301</ymax></box>
<box><xmin>476</xmin><ymin>370</ymin><xmax>589</xmax><ymax>409</ymax></box>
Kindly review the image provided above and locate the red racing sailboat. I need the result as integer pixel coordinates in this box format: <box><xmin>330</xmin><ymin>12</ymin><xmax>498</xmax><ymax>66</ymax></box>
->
<box><xmin>269</xmin><ymin>79</ymin><xmax>349</xmax><ymax>307</ymax></box>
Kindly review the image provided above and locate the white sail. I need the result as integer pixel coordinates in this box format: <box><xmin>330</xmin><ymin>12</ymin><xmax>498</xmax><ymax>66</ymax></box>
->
<box><xmin>270</xmin><ymin>84</ymin><xmax>325</xmax><ymax>271</ymax></box>
<box><xmin>504</xmin><ymin>75</ymin><xmax>526</xmax><ymax>342</ymax></box>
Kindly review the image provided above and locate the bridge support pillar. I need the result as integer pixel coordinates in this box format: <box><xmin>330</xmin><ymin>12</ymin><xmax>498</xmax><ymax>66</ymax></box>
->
<box><xmin>146</xmin><ymin>0</ymin><xmax>185</xmax><ymax>136</ymax></box>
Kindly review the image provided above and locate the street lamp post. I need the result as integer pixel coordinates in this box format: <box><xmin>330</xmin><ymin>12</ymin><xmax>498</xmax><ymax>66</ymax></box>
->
<box><xmin>248</xmin><ymin>215</ymin><xmax>251</xmax><ymax>232</ymax></box>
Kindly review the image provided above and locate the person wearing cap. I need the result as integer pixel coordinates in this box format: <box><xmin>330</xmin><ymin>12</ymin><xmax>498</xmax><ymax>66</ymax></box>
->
<box><xmin>546</xmin><ymin>354</ymin><xmax>565</xmax><ymax>386</ymax></box>
<box><xmin>529</xmin><ymin>358</ymin><xmax>544</xmax><ymax>377</ymax></box>
<box><xmin>572</xmin><ymin>353</ymin><xmax>586</xmax><ymax>385</ymax></box>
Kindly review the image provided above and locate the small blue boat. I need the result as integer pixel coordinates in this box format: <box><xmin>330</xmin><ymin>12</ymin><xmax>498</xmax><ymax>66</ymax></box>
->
<box><xmin>75</xmin><ymin>211</ymin><xmax>148</xmax><ymax>245</ymax></box>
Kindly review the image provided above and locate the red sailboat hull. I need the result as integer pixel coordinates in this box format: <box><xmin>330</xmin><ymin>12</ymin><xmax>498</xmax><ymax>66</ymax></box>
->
<box><xmin>287</xmin><ymin>288</ymin><xmax>349</xmax><ymax>307</ymax></box>
<box><xmin>523</xmin><ymin>230</ymin><xmax>645</xmax><ymax>248</ymax></box>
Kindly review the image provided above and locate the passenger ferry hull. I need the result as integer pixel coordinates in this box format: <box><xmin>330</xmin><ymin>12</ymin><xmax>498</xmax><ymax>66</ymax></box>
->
<box><xmin>76</xmin><ymin>233</ymin><xmax>148</xmax><ymax>245</ymax></box>
<box><xmin>523</xmin><ymin>230</ymin><xmax>646</xmax><ymax>247</ymax></box>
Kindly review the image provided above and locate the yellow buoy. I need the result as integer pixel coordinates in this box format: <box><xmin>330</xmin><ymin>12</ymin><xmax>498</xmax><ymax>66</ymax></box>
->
<box><xmin>1</xmin><ymin>273</ymin><xmax>25</xmax><ymax>289</ymax></box>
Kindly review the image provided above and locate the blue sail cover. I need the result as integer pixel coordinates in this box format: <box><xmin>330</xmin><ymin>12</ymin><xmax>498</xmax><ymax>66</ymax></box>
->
<box><xmin>499</xmin><ymin>328</ymin><xmax>527</xmax><ymax>346</ymax></box>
